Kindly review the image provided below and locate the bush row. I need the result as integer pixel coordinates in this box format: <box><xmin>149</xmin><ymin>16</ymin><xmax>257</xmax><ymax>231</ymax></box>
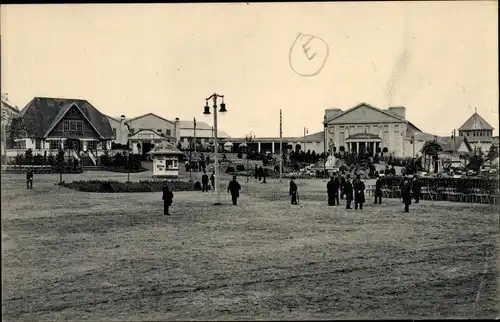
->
<box><xmin>62</xmin><ymin>180</ymin><xmax>193</xmax><ymax>193</ymax></box>
<box><xmin>380</xmin><ymin>175</ymin><xmax>498</xmax><ymax>193</ymax></box>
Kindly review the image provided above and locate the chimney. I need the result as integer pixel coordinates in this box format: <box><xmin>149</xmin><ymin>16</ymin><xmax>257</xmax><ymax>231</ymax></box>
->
<box><xmin>325</xmin><ymin>108</ymin><xmax>343</xmax><ymax>122</ymax></box>
<box><xmin>174</xmin><ymin>117</ymin><xmax>180</xmax><ymax>144</ymax></box>
<box><xmin>387</xmin><ymin>106</ymin><xmax>406</xmax><ymax>120</ymax></box>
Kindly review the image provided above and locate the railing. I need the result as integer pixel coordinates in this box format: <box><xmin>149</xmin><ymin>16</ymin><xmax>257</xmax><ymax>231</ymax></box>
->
<box><xmin>364</xmin><ymin>185</ymin><xmax>498</xmax><ymax>205</ymax></box>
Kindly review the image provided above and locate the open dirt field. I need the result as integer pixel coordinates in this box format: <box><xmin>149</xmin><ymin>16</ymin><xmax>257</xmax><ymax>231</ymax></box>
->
<box><xmin>2</xmin><ymin>172</ymin><xmax>499</xmax><ymax>320</ymax></box>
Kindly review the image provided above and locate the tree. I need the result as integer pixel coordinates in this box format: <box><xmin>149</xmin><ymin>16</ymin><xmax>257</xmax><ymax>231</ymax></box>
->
<box><xmin>56</xmin><ymin>149</ymin><xmax>65</xmax><ymax>184</ymax></box>
<box><xmin>8</xmin><ymin>117</ymin><xmax>25</xmax><ymax>149</ymax></box>
<box><xmin>421</xmin><ymin>140</ymin><xmax>443</xmax><ymax>173</ymax></box>
<box><xmin>486</xmin><ymin>145</ymin><xmax>499</xmax><ymax>162</ymax></box>
<box><xmin>25</xmin><ymin>148</ymin><xmax>33</xmax><ymax>164</ymax></box>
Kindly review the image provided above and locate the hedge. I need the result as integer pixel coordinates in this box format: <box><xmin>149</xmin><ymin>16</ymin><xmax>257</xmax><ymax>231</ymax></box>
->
<box><xmin>61</xmin><ymin>180</ymin><xmax>193</xmax><ymax>193</ymax></box>
<box><xmin>102</xmin><ymin>166</ymin><xmax>148</xmax><ymax>173</ymax></box>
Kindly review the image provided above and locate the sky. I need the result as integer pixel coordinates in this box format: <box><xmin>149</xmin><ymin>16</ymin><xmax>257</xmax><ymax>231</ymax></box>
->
<box><xmin>1</xmin><ymin>2</ymin><xmax>498</xmax><ymax>138</ymax></box>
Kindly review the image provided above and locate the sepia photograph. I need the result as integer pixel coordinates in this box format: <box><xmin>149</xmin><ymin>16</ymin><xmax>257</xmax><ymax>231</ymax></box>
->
<box><xmin>1</xmin><ymin>2</ymin><xmax>498</xmax><ymax>320</ymax></box>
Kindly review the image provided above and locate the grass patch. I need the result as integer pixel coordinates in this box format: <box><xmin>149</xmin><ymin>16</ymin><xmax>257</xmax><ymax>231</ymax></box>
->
<box><xmin>61</xmin><ymin>180</ymin><xmax>192</xmax><ymax>193</ymax></box>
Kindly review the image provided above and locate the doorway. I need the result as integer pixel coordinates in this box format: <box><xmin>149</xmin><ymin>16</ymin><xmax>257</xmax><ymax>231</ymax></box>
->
<box><xmin>142</xmin><ymin>142</ymin><xmax>154</xmax><ymax>160</ymax></box>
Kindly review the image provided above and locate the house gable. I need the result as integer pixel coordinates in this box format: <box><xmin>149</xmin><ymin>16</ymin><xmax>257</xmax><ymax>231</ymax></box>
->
<box><xmin>46</xmin><ymin>103</ymin><xmax>102</xmax><ymax>139</ymax></box>
<box><xmin>327</xmin><ymin>103</ymin><xmax>404</xmax><ymax>125</ymax></box>
<box><xmin>126</xmin><ymin>113</ymin><xmax>176</xmax><ymax>136</ymax></box>
<box><xmin>129</xmin><ymin>129</ymin><xmax>168</xmax><ymax>141</ymax></box>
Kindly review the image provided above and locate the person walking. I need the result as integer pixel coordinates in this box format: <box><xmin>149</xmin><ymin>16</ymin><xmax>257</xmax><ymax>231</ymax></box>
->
<box><xmin>227</xmin><ymin>175</ymin><xmax>241</xmax><ymax>205</ymax></box>
<box><xmin>402</xmin><ymin>178</ymin><xmax>412</xmax><ymax>213</ymax></box>
<box><xmin>289</xmin><ymin>176</ymin><xmax>298</xmax><ymax>205</ymax></box>
<box><xmin>412</xmin><ymin>175</ymin><xmax>422</xmax><ymax>203</ymax></box>
<box><xmin>374</xmin><ymin>175</ymin><xmax>383</xmax><ymax>204</ymax></box>
<box><xmin>254</xmin><ymin>165</ymin><xmax>258</xmax><ymax>179</ymax></box>
<box><xmin>344</xmin><ymin>174</ymin><xmax>353</xmax><ymax>209</ymax></box>
<box><xmin>210</xmin><ymin>171</ymin><xmax>215</xmax><ymax>190</ymax></box>
<box><xmin>162</xmin><ymin>181</ymin><xmax>174</xmax><ymax>216</ymax></box>
<box><xmin>26</xmin><ymin>168</ymin><xmax>34</xmax><ymax>189</ymax></box>
<box><xmin>353</xmin><ymin>174</ymin><xmax>366</xmax><ymax>210</ymax></box>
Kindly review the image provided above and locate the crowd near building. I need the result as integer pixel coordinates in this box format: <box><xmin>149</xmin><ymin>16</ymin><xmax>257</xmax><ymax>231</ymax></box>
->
<box><xmin>1</xmin><ymin>94</ymin><xmax>498</xmax><ymax>167</ymax></box>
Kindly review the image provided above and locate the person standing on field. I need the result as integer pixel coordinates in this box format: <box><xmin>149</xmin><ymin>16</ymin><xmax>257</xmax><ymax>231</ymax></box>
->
<box><xmin>162</xmin><ymin>182</ymin><xmax>174</xmax><ymax>216</ymax></box>
<box><xmin>201</xmin><ymin>171</ymin><xmax>209</xmax><ymax>192</ymax></box>
<box><xmin>344</xmin><ymin>174</ymin><xmax>353</xmax><ymax>209</ymax></box>
<box><xmin>374</xmin><ymin>175</ymin><xmax>383</xmax><ymax>204</ymax></box>
<box><xmin>289</xmin><ymin>176</ymin><xmax>298</xmax><ymax>205</ymax></box>
<box><xmin>353</xmin><ymin>174</ymin><xmax>366</xmax><ymax>210</ymax></box>
<box><xmin>26</xmin><ymin>168</ymin><xmax>34</xmax><ymax>189</ymax></box>
<box><xmin>402</xmin><ymin>178</ymin><xmax>412</xmax><ymax>213</ymax></box>
<box><xmin>227</xmin><ymin>175</ymin><xmax>241</xmax><ymax>205</ymax></box>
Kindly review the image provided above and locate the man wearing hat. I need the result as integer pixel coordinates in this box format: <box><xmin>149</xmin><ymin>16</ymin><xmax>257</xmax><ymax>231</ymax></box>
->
<box><xmin>227</xmin><ymin>175</ymin><xmax>241</xmax><ymax>205</ymax></box>
<box><xmin>353</xmin><ymin>174</ymin><xmax>366</xmax><ymax>210</ymax></box>
<box><xmin>401</xmin><ymin>177</ymin><xmax>412</xmax><ymax>212</ymax></box>
<box><xmin>327</xmin><ymin>172</ymin><xmax>341</xmax><ymax>206</ymax></box>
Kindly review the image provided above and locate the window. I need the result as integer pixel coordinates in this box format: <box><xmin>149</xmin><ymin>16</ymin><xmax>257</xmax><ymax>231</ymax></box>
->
<box><xmin>340</xmin><ymin>132</ymin><xmax>345</xmax><ymax>142</ymax></box>
<box><xmin>63</xmin><ymin>120</ymin><xmax>70</xmax><ymax>131</ymax></box>
<box><xmin>35</xmin><ymin>139</ymin><xmax>42</xmax><ymax>149</ymax></box>
<box><xmin>157</xmin><ymin>129</ymin><xmax>162</xmax><ymax>133</ymax></box>
<box><xmin>395</xmin><ymin>124</ymin><xmax>399</xmax><ymax>128</ymax></box>
<box><xmin>70</xmin><ymin>121</ymin><xmax>77</xmax><ymax>131</ymax></box>
<box><xmin>76</xmin><ymin>121</ymin><xmax>83</xmax><ymax>132</ymax></box>
<box><xmin>129</xmin><ymin>128</ymin><xmax>135</xmax><ymax>133</ymax></box>
<box><xmin>112</xmin><ymin>128</ymin><xmax>117</xmax><ymax>137</ymax></box>
<box><xmin>49</xmin><ymin>140</ymin><xmax>59</xmax><ymax>150</ymax></box>
<box><xmin>166</xmin><ymin>129</ymin><xmax>171</xmax><ymax>136</ymax></box>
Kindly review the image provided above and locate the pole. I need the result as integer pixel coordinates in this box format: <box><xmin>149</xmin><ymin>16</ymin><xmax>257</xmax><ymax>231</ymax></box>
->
<box><xmin>303</xmin><ymin>127</ymin><xmax>306</xmax><ymax>152</ymax></box>
<box><xmin>127</xmin><ymin>152</ymin><xmax>131</xmax><ymax>183</ymax></box>
<box><xmin>279</xmin><ymin>109</ymin><xmax>283</xmax><ymax>182</ymax></box>
<box><xmin>213</xmin><ymin>96</ymin><xmax>221</xmax><ymax>205</ymax></box>
<box><xmin>194</xmin><ymin>118</ymin><xmax>197</xmax><ymax>154</ymax></box>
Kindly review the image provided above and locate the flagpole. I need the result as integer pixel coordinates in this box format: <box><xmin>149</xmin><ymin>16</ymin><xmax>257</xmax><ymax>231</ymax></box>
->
<box><xmin>279</xmin><ymin>109</ymin><xmax>283</xmax><ymax>182</ymax></box>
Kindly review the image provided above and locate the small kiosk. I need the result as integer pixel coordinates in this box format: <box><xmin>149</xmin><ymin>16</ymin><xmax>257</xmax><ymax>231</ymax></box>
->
<box><xmin>148</xmin><ymin>143</ymin><xmax>184</xmax><ymax>178</ymax></box>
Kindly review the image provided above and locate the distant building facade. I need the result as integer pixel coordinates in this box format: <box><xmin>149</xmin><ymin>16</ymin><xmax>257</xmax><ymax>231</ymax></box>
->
<box><xmin>456</xmin><ymin>110</ymin><xmax>496</xmax><ymax>153</ymax></box>
<box><xmin>324</xmin><ymin>103</ymin><xmax>436</xmax><ymax>158</ymax></box>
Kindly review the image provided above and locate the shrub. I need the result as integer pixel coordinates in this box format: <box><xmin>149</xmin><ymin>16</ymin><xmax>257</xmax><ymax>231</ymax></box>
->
<box><xmin>193</xmin><ymin>181</ymin><xmax>202</xmax><ymax>190</ymax></box>
<box><xmin>62</xmin><ymin>180</ymin><xmax>193</xmax><ymax>193</ymax></box>
<box><xmin>226</xmin><ymin>166</ymin><xmax>235</xmax><ymax>173</ymax></box>
<box><xmin>236</xmin><ymin>164</ymin><xmax>245</xmax><ymax>171</ymax></box>
<box><xmin>237</xmin><ymin>152</ymin><xmax>242</xmax><ymax>159</ymax></box>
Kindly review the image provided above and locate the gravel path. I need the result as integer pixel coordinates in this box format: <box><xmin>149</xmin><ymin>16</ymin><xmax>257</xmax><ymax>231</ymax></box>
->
<box><xmin>1</xmin><ymin>173</ymin><xmax>498</xmax><ymax>320</ymax></box>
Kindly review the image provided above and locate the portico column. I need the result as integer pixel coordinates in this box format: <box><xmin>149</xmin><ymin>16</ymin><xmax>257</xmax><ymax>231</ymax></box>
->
<box><xmin>271</xmin><ymin>141</ymin><xmax>275</xmax><ymax>154</ymax></box>
<box><xmin>258</xmin><ymin>142</ymin><xmax>261</xmax><ymax>153</ymax></box>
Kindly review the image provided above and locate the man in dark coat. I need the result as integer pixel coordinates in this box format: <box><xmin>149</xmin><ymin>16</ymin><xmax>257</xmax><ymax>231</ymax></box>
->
<box><xmin>412</xmin><ymin>175</ymin><xmax>422</xmax><ymax>203</ymax></box>
<box><xmin>339</xmin><ymin>174</ymin><xmax>346</xmax><ymax>199</ymax></box>
<box><xmin>401</xmin><ymin>178</ymin><xmax>412</xmax><ymax>213</ymax></box>
<box><xmin>374</xmin><ymin>175</ymin><xmax>383</xmax><ymax>204</ymax></box>
<box><xmin>258</xmin><ymin>166</ymin><xmax>264</xmax><ymax>181</ymax></box>
<box><xmin>254</xmin><ymin>165</ymin><xmax>258</xmax><ymax>179</ymax></box>
<box><xmin>26</xmin><ymin>168</ymin><xmax>34</xmax><ymax>189</ymax></box>
<box><xmin>227</xmin><ymin>175</ymin><xmax>241</xmax><ymax>205</ymax></box>
<box><xmin>344</xmin><ymin>174</ymin><xmax>353</xmax><ymax>209</ymax></box>
<box><xmin>210</xmin><ymin>171</ymin><xmax>215</xmax><ymax>189</ymax></box>
<box><xmin>162</xmin><ymin>182</ymin><xmax>174</xmax><ymax>215</ymax></box>
<box><xmin>289</xmin><ymin>176</ymin><xmax>298</xmax><ymax>205</ymax></box>
<box><xmin>353</xmin><ymin>174</ymin><xmax>366</xmax><ymax>210</ymax></box>
<box><xmin>201</xmin><ymin>171</ymin><xmax>209</xmax><ymax>192</ymax></box>
<box><xmin>327</xmin><ymin>176</ymin><xmax>335</xmax><ymax>206</ymax></box>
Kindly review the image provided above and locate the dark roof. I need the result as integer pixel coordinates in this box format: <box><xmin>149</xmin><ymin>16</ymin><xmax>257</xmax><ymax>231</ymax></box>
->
<box><xmin>19</xmin><ymin>97</ymin><xmax>114</xmax><ymax>139</ymax></box>
<box><xmin>458</xmin><ymin>112</ymin><xmax>494</xmax><ymax>131</ymax></box>
<box><xmin>438</xmin><ymin>136</ymin><xmax>472</xmax><ymax>152</ymax></box>
<box><xmin>346</xmin><ymin>133</ymin><xmax>381</xmax><ymax>140</ymax></box>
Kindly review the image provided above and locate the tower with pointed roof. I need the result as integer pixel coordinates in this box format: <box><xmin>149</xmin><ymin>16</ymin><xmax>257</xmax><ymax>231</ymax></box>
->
<box><xmin>458</xmin><ymin>108</ymin><xmax>494</xmax><ymax>138</ymax></box>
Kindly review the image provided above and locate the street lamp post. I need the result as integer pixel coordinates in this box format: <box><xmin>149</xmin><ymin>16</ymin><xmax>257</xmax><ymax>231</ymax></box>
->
<box><xmin>244</xmin><ymin>134</ymin><xmax>253</xmax><ymax>183</ymax></box>
<box><xmin>203</xmin><ymin>93</ymin><xmax>227</xmax><ymax>205</ymax></box>
<box><xmin>411</xmin><ymin>134</ymin><xmax>415</xmax><ymax>159</ymax></box>
<box><xmin>323</xmin><ymin>115</ymin><xmax>327</xmax><ymax>178</ymax></box>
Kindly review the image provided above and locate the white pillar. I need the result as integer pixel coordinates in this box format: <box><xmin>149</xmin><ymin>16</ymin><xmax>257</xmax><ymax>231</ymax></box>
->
<box><xmin>271</xmin><ymin>141</ymin><xmax>275</xmax><ymax>154</ymax></box>
<box><xmin>258</xmin><ymin>142</ymin><xmax>261</xmax><ymax>153</ymax></box>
